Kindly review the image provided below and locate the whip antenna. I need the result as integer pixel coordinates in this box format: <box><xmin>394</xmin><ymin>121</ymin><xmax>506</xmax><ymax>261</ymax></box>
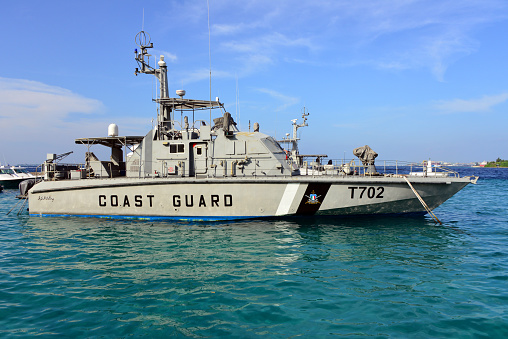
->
<box><xmin>207</xmin><ymin>0</ymin><xmax>212</xmax><ymax>125</ymax></box>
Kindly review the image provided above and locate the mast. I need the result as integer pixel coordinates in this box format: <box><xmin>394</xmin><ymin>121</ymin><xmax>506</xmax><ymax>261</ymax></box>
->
<box><xmin>134</xmin><ymin>31</ymin><xmax>171</xmax><ymax>137</ymax></box>
<box><xmin>277</xmin><ymin>107</ymin><xmax>309</xmax><ymax>158</ymax></box>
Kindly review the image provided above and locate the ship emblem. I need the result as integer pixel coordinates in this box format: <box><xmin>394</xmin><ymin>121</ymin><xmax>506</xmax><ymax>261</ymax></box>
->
<box><xmin>305</xmin><ymin>190</ymin><xmax>321</xmax><ymax>204</ymax></box>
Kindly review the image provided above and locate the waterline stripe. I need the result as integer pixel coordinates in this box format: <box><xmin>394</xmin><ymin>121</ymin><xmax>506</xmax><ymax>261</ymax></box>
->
<box><xmin>29</xmin><ymin>213</ymin><xmax>257</xmax><ymax>221</ymax></box>
<box><xmin>275</xmin><ymin>183</ymin><xmax>300</xmax><ymax>216</ymax></box>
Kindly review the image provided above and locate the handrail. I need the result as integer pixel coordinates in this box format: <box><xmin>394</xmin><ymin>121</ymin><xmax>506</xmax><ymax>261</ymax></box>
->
<box><xmin>35</xmin><ymin>157</ymin><xmax>463</xmax><ymax>180</ymax></box>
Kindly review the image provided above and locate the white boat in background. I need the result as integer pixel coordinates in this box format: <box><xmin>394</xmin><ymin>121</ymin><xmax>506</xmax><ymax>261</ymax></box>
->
<box><xmin>0</xmin><ymin>165</ymin><xmax>35</xmax><ymax>189</ymax></box>
<box><xmin>11</xmin><ymin>166</ymin><xmax>36</xmax><ymax>179</ymax></box>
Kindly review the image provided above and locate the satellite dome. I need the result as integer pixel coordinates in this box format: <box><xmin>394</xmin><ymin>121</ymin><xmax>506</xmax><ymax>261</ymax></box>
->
<box><xmin>108</xmin><ymin>124</ymin><xmax>118</xmax><ymax>137</ymax></box>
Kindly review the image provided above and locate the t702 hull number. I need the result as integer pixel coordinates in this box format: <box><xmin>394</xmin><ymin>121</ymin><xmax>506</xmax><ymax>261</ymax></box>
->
<box><xmin>348</xmin><ymin>186</ymin><xmax>384</xmax><ymax>199</ymax></box>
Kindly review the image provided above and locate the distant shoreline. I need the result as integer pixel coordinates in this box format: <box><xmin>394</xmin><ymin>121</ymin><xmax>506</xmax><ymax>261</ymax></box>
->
<box><xmin>472</xmin><ymin>166</ymin><xmax>508</xmax><ymax>169</ymax></box>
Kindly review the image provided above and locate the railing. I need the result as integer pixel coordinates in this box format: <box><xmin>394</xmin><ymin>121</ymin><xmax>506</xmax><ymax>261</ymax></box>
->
<box><xmin>36</xmin><ymin>158</ymin><xmax>460</xmax><ymax>181</ymax></box>
<box><xmin>298</xmin><ymin>159</ymin><xmax>460</xmax><ymax>178</ymax></box>
<box><xmin>37</xmin><ymin>162</ymin><xmax>85</xmax><ymax>181</ymax></box>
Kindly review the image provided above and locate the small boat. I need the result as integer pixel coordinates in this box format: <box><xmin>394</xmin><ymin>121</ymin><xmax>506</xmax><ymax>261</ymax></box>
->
<box><xmin>0</xmin><ymin>165</ymin><xmax>35</xmax><ymax>189</ymax></box>
<box><xmin>24</xmin><ymin>31</ymin><xmax>478</xmax><ymax>221</ymax></box>
<box><xmin>11</xmin><ymin>166</ymin><xmax>36</xmax><ymax>179</ymax></box>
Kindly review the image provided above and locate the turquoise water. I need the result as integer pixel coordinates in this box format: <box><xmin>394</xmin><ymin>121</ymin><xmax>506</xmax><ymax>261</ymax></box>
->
<box><xmin>1</xmin><ymin>168</ymin><xmax>507</xmax><ymax>338</ymax></box>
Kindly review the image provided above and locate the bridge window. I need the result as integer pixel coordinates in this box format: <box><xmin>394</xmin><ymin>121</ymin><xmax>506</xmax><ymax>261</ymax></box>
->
<box><xmin>170</xmin><ymin>144</ymin><xmax>185</xmax><ymax>153</ymax></box>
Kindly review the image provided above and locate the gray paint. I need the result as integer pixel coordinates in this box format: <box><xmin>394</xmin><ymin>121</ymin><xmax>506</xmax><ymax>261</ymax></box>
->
<box><xmin>27</xmin><ymin>32</ymin><xmax>477</xmax><ymax>220</ymax></box>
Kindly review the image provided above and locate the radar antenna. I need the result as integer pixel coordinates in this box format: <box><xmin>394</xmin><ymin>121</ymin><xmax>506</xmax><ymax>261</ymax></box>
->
<box><xmin>134</xmin><ymin>31</ymin><xmax>154</xmax><ymax>75</ymax></box>
<box><xmin>133</xmin><ymin>31</ymin><xmax>171</xmax><ymax>131</ymax></box>
<box><xmin>276</xmin><ymin>107</ymin><xmax>310</xmax><ymax>160</ymax></box>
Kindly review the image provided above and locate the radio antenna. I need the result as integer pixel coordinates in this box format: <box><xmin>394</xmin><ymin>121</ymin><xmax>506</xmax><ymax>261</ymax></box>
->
<box><xmin>207</xmin><ymin>0</ymin><xmax>212</xmax><ymax>125</ymax></box>
<box><xmin>142</xmin><ymin>8</ymin><xmax>145</xmax><ymax>31</ymax></box>
<box><xmin>236</xmin><ymin>74</ymin><xmax>240</xmax><ymax>129</ymax></box>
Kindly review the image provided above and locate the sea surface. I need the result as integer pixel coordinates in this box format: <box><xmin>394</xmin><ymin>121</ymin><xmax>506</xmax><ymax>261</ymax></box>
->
<box><xmin>1</xmin><ymin>167</ymin><xmax>507</xmax><ymax>338</ymax></box>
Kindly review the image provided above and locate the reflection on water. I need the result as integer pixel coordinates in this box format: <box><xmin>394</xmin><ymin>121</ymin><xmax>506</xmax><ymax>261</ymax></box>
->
<box><xmin>18</xmin><ymin>214</ymin><xmax>464</xmax><ymax>279</ymax></box>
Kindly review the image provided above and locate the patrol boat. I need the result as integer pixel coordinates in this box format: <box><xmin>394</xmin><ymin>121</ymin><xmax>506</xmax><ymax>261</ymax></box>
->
<box><xmin>26</xmin><ymin>32</ymin><xmax>478</xmax><ymax>221</ymax></box>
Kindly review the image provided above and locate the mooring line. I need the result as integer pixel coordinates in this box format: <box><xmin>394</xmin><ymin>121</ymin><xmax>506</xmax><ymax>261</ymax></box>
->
<box><xmin>403</xmin><ymin>176</ymin><xmax>442</xmax><ymax>225</ymax></box>
<box><xmin>6</xmin><ymin>198</ymin><xmax>22</xmax><ymax>216</ymax></box>
<box><xmin>17</xmin><ymin>198</ymin><xmax>28</xmax><ymax>215</ymax></box>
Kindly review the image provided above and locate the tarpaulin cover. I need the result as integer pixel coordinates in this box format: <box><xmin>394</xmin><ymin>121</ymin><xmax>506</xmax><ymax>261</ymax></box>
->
<box><xmin>353</xmin><ymin>145</ymin><xmax>378</xmax><ymax>165</ymax></box>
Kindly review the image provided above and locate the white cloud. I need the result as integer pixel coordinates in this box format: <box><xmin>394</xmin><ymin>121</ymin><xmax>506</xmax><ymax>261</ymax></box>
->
<box><xmin>158</xmin><ymin>50</ymin><xmax>178</xmax><ymax>63</ymax></box>
<box><xmin>179</xmin><ymin>67</ymin><xmax>234</xmax><ymax>85</ymax></box>
<box><xmin>434</xmin><ymin>92</ymin><xmax>508</xmax><ymax>113</ymax></box>
<box><xmin>0</xmin><ymin>78</ymin><xmax>108</xmax><ymax>163</ymax></box>
<box><xmin>256</xmin><ymin>88</ymin><xmax>299</xmax><ymax>111</ymax></box>
<box><xmin>216</xmin><ymin>32</ymin><xmax>316</xmax><ymax>78</ymax></box>
<box><xmin>207</xmin><ymin>0</ymin><xmax>508</xmax><ymax>80</ymax></box>
<box><xmin>319</xmin><ymin>0</ymin><xmax>505</xmax><ymax>80</ymax></box>
<box><xmin>212</xmin><ymin>23</ymin><xmax>248</xmax><ymax>36</ymax></box>
<box><xmin>152</xmin><ymin>0</ymin><xmax>508</xmax><ymax>88</ymax></box>
<box><xmin>223</xmin><ymin>32</ymin><xmax>315</xmax><ymax>54</ymax></box>
<box><xmin>0</xmin><ymin>77</ymin><xmax>103</xmax><ymax>123</ymax></box>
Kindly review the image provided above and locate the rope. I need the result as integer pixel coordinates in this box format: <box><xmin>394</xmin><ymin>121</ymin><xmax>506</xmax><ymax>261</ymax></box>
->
<box><xmin>17</xmin><ymin>198</ymin><xmax>28</xmax><ymax>215</ymax></box>
<box><xmin>403</xmin><ymin>176</ymin><xmax>442</xmax><ymax>225</ymax></box>
<box><xmin>6</xmin><ymin>198</ymin><xmax>22</xmax><ymax>215</ymax></box>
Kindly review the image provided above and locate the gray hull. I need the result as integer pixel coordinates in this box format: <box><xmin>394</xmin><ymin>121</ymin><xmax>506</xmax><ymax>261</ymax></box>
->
<box><xmin>28</xmin><ymin>176</ymin><xmax>470</xmax><ymax>221</ymax></box>
<box><xmin>23</xmin><ymin>32</ymin><xmax>476</xmax><ymax>222</ymax></box>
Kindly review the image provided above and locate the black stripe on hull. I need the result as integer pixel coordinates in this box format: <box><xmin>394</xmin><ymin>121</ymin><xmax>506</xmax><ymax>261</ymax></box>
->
<box><xmin>296</xmin><ymin>183</ymin><xmax>332</xmax><ymax>215</ymax></box>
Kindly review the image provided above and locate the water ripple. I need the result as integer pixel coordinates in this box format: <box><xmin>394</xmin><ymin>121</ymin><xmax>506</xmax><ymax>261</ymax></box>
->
<box><xmin>1</xmin><ymin>173</ymin><xmax>508</xmax><ymax>337</ymax></box>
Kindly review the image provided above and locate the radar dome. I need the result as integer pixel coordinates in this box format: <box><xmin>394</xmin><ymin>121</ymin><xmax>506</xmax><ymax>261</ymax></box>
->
<box><xmin>108</xmin><ymin>124</ymin><xmax>118</xmax><ymax>137</ymax></box>
<box><xmin>158</xmin><ymin>55</ymin><xmax>166</xmax><ymax>67</ymax></box>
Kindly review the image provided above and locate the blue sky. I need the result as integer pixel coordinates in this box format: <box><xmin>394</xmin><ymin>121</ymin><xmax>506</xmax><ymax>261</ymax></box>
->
<box><xmin>1</xmin><ymin>0</ymin><xmax>507</xmax><ymax>165</ymax></box>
